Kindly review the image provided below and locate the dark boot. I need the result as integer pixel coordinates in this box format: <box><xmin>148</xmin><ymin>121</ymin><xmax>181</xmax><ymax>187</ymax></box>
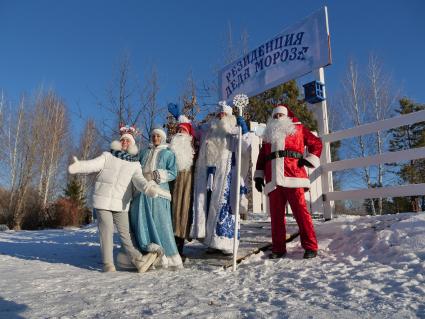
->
<box><xmin>269</xmin><ymin>252</ymin><xmax>286</xmax><ymax>259</ymax></box>
<box><xmin>175</xmin><ymin>237</ymin><xmax>186</xmax><ymax>261</ymax></box>
<box><xmin>303</xmin><ymin>250</ymin><xmax>317</xmax><ymax>259</ymax></box>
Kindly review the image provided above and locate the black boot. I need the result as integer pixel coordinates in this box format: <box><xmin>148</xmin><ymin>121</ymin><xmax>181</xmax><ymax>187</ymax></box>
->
<box><xmin>269</xmin><ymin>252</ymin><xmax>286</xmax><ymax>259</ymax></box>
<box><xmin>175</xmin><ymin>237</ymin><xmax>186</xmax><ymax>261</ymax></box>
<box><xmin>303</xmin><ymin>250</ymin><xmax>317</xmax><ymax>259</ymax></box>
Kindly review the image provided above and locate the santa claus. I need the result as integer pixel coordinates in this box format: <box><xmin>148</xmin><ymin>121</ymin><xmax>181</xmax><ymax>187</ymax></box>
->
<box><xmin>169</xmin><ymin>115</ymin><xmax>196</xmax><ymax>259</ymax></box>
<box><xmin>254</xmin><ymin>104</ymin><xmax>322</xmax><ymax>259</ymax></box>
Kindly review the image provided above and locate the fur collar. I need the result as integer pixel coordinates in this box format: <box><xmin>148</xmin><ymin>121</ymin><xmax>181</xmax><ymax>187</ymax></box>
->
<box><xmin>110</xmin><ymin>140</ymin><xmax>139</xmax><ymax>156</ymax></box>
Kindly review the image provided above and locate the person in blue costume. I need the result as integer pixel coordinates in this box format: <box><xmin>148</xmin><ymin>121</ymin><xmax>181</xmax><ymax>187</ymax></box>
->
<box><xmin>190</xmin><ymin>101</ymin><xmax>251</xmax><ymax>255</ymax></box>
<box><xmin>129</xmin><ymin>126</ymin><xmax>183</xmax><ymax>269</ymax></box>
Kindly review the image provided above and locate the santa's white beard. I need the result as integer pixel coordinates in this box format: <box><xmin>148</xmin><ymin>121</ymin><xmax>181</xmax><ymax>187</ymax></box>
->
<box><xmin>169</xmin><ymin>133</ymin><xmax>194</xmax><ymax>171</ymax></box>
<box><xmin>206</xmin><ymin>115</ymin><xmax>236</xmax><ymax>166</ymax></box>
<box><xmin>210</xmin><ymin>115</ymin><xmax>236</xmax><ymax>137</ymax></box>
<box><xmin>263</xmin><ymin>116</ymin><xmax>296</xmax><ymax>145</ymax></box>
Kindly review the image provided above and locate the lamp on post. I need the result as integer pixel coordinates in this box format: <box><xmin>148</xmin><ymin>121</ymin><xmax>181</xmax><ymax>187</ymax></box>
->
<box><xmin>303</xmin><ymin>81</ymin><xmax>326</xmax><ymax>104</ymax></box>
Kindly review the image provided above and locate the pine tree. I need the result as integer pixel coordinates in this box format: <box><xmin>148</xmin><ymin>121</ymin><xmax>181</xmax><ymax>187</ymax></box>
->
<box><xmin>388</xmin><ymin>98</ymin><xmax>425</xmax><ymax>212</ymax></box>
<box><xmin>64</xmin><ymin>177</ymin><xmax>85</xmax><ymax>209</ymax></box>
<box><xmin>245</xmin><ymin>80</ymin><xmax>318</xmax><ymax>131</ymax></box>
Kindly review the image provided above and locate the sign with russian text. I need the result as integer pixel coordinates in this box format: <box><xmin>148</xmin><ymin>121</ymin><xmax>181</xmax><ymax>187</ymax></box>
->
<box><xmin>218</xmin><ymin>7</ymin><xmax>331</xmax><ymax>101</ymax></box>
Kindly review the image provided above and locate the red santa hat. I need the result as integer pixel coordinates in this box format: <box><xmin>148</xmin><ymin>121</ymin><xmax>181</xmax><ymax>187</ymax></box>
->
<box><xmin>177</xmin><ymin>115</ymin><xmax>194</xmax><ymax>137</ymax></box>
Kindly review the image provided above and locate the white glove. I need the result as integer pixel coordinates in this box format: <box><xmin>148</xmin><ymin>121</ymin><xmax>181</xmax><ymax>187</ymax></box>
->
<box><xmin>144</xmin><ymin>180</ymin><xmax>159</xmax><ymax>198</ymax></box>
<box><xmin>68</xmin><ymin>156</ymin><xmax>80</xmax><ymax>174</ymax></box>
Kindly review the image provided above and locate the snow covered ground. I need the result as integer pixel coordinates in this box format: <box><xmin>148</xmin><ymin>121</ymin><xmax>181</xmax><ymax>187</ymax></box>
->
<box><xmin>0</xmin><ymin>212</ymin><xmax>424</xmax><ymax>319</ymax></box>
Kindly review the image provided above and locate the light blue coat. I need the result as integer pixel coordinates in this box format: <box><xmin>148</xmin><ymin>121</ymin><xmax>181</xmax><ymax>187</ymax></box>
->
<box><xmin>129</xmin><ymin>144</ymin><xmax>182</xmax><ymax>267</ymax></box>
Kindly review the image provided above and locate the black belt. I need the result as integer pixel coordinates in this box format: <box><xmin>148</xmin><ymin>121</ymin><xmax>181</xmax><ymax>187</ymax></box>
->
<box><xmin>265</xmin><ymin>150</ymin><xmax>303</xmax><ymax>161</ymax></box>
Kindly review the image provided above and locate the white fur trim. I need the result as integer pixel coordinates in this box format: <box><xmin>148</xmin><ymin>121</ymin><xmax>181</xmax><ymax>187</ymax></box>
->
<box><xmin>281</xmin><ymin>176</ymin><xmax>311</xmax><ymax>188</ymax></box>
<box><xmin>154</xmin><ymin>253</ymin><xmax>183</xmax><ymax>269</ymax></box>
<box><xmin>217</xmin><ymin>100</ymin><xmax>233</xmax><ymax>115</ymax></box>
<box><xmin>178</xmin><ymin>115</ymin><xmax>190</xmax><ymax>123</ymax></box>
<box><xmin>157</xmin><ymin>169</ymin><xmax>169</xmax><ymax>183</ymax></box>
<box><xmin>110</xmin><ymin>140</ymin><xmax>122</xmax><ymax>151</ymax></box>
<box><xmin>264</xmin><ymin>177</ymin><xmax>311</xmax><ymax>195</ymax></box>
<box><xmin>166</xmin><ymin>254</ymin><xmax>183</xmax><ymax>268</ymax></box>
<box><xmin>147</xmin><ymin>243</ymin><xmax>164</xmax><ymax>256</ymax></box>
<box><xmin>272</xmin><ymin>105</ymin><xmax>288</xmax><ymax>117</ymax></box>
<box><xmin>157</xmin><ymin>188</ymin><xmax>171</xmax><ymax>200</ymax></box>
<box><xmin>304</xmin><ymin>153</ymin><xmax>321</xmax><ymax>168</ymax></box>
<box><xmin>110</xmin><ymin>140</ymin><xmax>138</xmax><ymax>155</ymax></box>
<box><xmin>254</xmin><ymin>170</ymin><xmax>264</xmax><ymax>179</ymax></box>
<box><xmin>127</xmin><ymin>144</ymin><xmax>138</xmax><ymax>156</ymax></box>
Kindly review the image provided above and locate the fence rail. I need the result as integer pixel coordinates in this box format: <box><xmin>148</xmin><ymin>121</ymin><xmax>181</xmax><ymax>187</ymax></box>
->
<box><xmin>321</xmin><ymin>110</ymin><xmax>425</xmax><ymax>213</ymax></box>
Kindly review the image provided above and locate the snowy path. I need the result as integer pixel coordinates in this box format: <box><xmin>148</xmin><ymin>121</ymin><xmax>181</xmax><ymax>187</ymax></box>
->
<box><xmin>1</xmin><ymin>213</ymin><xmax>424</xmax><ymax>318</ymax></box>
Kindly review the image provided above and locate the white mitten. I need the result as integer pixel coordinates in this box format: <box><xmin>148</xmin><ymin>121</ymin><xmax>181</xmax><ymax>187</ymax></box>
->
<box><xmin>68</xmin><ymin>156</ymin><xmax>80</xmax><ymax>174</ymax></box>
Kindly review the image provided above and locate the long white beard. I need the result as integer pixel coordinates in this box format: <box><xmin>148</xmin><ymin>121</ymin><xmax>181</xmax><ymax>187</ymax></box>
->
<box><xmin>206</xmin><ymin>115</ymin><xmax>236</xmax><ymax>165</ymax></box>
<box><xmin>169</xmin><ymin>133</ymin><xmax>194</xmax><ymax>171</ymax></box>
<box><xmin>210</xmin><ymin>115</ymin><xmax>236</xmax><ymax>137</ymax></box>
<box><xmin>263</xmin><ymin>116</ymin><xmax>296</xmax><ymax>145</ymax></box>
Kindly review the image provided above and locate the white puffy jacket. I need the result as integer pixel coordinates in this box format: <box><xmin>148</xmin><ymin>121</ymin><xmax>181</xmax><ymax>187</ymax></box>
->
<box><xmin>68</xmin><ymin>152</ymin><xmax>156</xmax><ymax>212</ymax></box>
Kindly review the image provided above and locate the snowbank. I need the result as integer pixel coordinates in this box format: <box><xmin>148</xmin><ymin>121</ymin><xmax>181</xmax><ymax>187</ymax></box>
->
<box><xmin>0</xmin><ymin>213</ymin><xmax>424</xmax><ymax>318</ymax></box>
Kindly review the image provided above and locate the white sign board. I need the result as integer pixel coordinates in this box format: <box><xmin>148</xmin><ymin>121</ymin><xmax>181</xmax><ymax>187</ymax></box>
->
<box><xmin>218</xmin><ymin>7</ymin><xmax>332</xmax><ymax>101</ymax></box>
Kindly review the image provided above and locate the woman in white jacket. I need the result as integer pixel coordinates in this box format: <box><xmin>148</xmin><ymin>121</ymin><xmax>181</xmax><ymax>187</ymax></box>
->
<box><xmin>68</xmin><ymin>127</ymin><xmax>159</xmax><ymax>273</ymax></box>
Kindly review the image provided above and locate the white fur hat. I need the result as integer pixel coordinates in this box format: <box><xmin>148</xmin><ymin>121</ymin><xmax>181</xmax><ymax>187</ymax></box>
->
<box><xmin>217</xmin><ymin>100</ymin><xmax>233</xmax><ymax>115</ymax></box>
<box><xmin>120</xmin><ymin>133</ymin><xmax>136</xmax><ymax>145</ymax></box>
<box><xmin>151</xmin><ymin>127</ymin><xmax>167</xmax><ymax>143</ymax></box>
<box><xmin>110</xmin><ymin>124</ymin><xmax>139</xmax><ymax>155</ymax></box>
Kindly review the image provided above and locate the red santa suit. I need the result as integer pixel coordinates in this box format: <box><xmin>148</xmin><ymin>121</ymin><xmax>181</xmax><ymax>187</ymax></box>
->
<box><xmin>254</xmin><ymin>105</ymin><xmax>322</xmax><ymax>255</ymax></box>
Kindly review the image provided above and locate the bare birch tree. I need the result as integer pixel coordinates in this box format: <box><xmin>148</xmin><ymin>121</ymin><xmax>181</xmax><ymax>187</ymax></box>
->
<box><xmin>9</xmin><ymin>96</ymin><xmax>42</xmax><ymax>229</ymax></box>
<box><xmin>331</xmin><ymin>56</ymin><xmax>398</xmax><ymax>215</ymax></box>
<box><xmin>76</xmin><ymin>118</ymin><xmax>102</xmax><ymax>204</ymax></box>
<box><xmin>35</xmin><ymin>92</ymin><xmax>70</xmax><ymax>209</ymax></box>
<box><xmin>334</xmin><ymin>59</ymin><xmax>377</xmax><ymax>214</ymax></box>
<box><xmin>0</xmin><ymin>91</ymin><xmax>6</xmax><ymax>179</ymax></box>
<box><xmin>366</xmin><ymin>54</ymin><xmax>398</xmax><ymax>214</ymax></box>
<box><xmin>2</xmin><ymin>90</ymin><xmax>70</xmax><ymax>229</ymax></box>
<box><xmin>138</xmin><ymin>66</ymin><xmax>162</xmax><ymax>144</ymax></box>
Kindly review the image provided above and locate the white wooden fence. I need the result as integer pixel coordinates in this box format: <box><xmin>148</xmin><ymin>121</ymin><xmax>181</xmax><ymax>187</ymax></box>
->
<box><xmin>248</xmin><ymin>109</ymin><xmax>425</xmax><ymax>220</ymax></box>
<box><xmin>320</xmin><ymin>109</ymin><xmax>425</xmax><ymax>217</ymax></box>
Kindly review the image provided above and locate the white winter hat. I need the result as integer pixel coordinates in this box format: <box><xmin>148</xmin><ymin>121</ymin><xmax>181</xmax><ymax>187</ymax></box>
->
<box><xmin>151</xmin><ymin>127</ymin><xmax>167</xmax><ymax>143</ymax></box>
<box><xmin>217</xmin><ymin>100</ymin><xmax>233</xmax><ymax>115</ymax></box>
<box><xmin>111</xmin><ymin>124</ymin><xmax>139</xmax><ymax>155</ymax></box>
<box><xmin>120</xmin><ymin>133</ymin><xmax>136</xmax><ymax>146</ymax></box>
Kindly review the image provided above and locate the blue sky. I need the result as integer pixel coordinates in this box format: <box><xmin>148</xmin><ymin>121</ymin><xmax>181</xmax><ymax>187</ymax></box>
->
<box><xmin>1</xmin><ymin>0</ymin><xmax>424</xmax><ymax>134</ymax></box>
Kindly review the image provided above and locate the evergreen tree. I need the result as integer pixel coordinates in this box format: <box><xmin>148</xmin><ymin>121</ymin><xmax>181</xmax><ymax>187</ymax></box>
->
<box><xmin>388</xmin><ymin>98</ymin><xmax>425</xmax><ymax>212</ymax></box>
<box><xmin>245</xmin><ymin>80</ymin><xmax>318</xmax><ymax>131</ymax></box>
<box><xmin>64</xmin><ymin>177</ymin><xmax>85</xmax><ymax>209</ymax></box>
